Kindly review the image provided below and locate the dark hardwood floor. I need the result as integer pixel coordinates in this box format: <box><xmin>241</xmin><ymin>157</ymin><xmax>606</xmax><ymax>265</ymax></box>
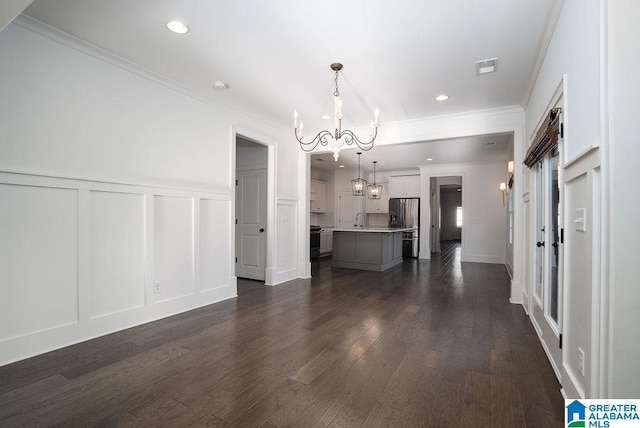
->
<box><xmin>0</xmin><ymin>241</ymin><xmax>564</xmax><ymax>427</ymax></box>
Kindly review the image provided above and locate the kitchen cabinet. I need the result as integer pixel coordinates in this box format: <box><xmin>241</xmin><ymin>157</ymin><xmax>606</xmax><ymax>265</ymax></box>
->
<box><xmin>320</xmin><ymin>228</ymin><xmax>333</xmax><ymax>255</ymax></box>
<box><xmin>388</xmin><ymin>175</ymin><xmax>420</xmax><ymax>198</ymax></box>
<box><xmin>365</xmin><ymin>182</ymin><xmax>390</xmax><ymax>214</ymax></box>
<box><xmin>331</xmin><ymin>228</ymin><xmax>408</xmax><ymax>271</ymax></box>
<box><xmin>310</xmin><ymin>180</ymin><xmax>327</xmax><ymax>213</ymax></box>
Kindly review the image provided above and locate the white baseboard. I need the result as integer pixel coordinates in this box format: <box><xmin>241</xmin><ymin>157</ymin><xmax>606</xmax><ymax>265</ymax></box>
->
<box><xmin>460</xmin><ymin>253</ymin><xmax>505</xmax><ymax>264</ymax></box>
<box><xmin>267</xmin><ymin>268</ymin><xmax>298</xmax><ymax>286</ymax></box>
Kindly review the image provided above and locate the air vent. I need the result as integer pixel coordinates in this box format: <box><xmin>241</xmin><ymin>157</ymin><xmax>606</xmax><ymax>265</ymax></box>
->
<box><xmin>476</xmin><ymin>58</ymin><xmax>498</xmax><ymax>75</ymax></box>
<box><xmin>485</xmin><ymin>141</ymin><xmax>496</xmax><ymax>146</ymax></box>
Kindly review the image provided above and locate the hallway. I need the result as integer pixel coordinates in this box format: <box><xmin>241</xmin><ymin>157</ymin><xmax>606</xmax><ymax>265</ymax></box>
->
<box><xmin>0</xmin><ymin>244</ymin><xmax>563</xmax><ymax>426</ymax></box>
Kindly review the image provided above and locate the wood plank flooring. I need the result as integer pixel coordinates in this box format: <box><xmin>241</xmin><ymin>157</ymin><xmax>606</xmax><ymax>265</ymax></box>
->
<box><xmin>0</xmin><ymin>241</ymin><xmax>564</xmax><ymax>427</ymax></box>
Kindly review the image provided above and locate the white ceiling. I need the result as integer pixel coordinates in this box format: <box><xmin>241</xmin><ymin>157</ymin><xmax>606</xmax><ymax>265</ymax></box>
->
<box><xmin>18</xmin><ymin>0</ymin><xmax>554</xmax><ymax>170</ymax></box>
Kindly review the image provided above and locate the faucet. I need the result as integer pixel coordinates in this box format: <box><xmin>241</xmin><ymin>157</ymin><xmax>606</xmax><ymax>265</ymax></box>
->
<box><xmin>356</xmin><ymin>212</ymin><xmax>363</xmax><ymax>228</ymax></box>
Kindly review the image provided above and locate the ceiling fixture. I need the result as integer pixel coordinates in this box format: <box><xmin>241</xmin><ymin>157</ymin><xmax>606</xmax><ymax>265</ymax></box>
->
<box><xmin>476</xmin><ymin>58</ymin><xmax>498</xmax><ymax>75</ymax></box>
<box><xmin>435</xmin><ymin>94</ymin><xmax>449</xmax><ymax>101</ymax></box>
<box><xmin>426</xmin><ymin>158</ymin><xmax>433</xmax><ymax>161</ymax></box>
<box><xmin>213</xmin><ymin>81</ymin><xmax>229</xmax><ymax>91</ymax></box>
<box><xmin>352</xmin><ymin>152</ymin><xmax>367</xmax><ymax>196</ymax></box>
<box><xmin>294</xmin><ymin>63</ymin><xmax>379</xmax><ymax>161</ymax></box>
<box><xmin>367</xmin><ymin>161</ymin><xmax>382</xmax><ymax>199</ymax></box>
<box><xmin>166</xmin><ymin>20</ymin><xmax>190</xmax><ymax>34</ymax></box>
<box><xmin>339</xmin><ymin>165</ymin><xmax>345</xmax><ymax>168</ymax></box>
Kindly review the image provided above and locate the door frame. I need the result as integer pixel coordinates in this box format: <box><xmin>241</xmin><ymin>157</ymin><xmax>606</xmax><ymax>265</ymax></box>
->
<box><xmin>419</xmin><ymin>170</ymin><xmax>466</xmax><ymax>259</ymax></box>
<box><xmin>231</xmin><ymin>126</ymin><xmax>276</xmax><ymax>285</ymax></box>
<box><xmin>525</xmin><ymin>78</ymin><xmax>566</xmax><ymax>382</ymax></box>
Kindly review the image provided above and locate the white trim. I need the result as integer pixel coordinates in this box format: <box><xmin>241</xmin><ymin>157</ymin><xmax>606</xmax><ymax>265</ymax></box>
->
<box><xmin>231</xmin><ymin>126</ymin><xmax>277</xmax><ymax>286</ymax></box>
<box><xmin>460</xmin><ymin>254</ymin><xmax>505</xmax><ymax>264</ymax></box>
<box><xmin>11</xmin><ymin>15</ymin><xmax>287</xmax><ymax>133</ymax></box>
<box><xmin>0</xmin><ymin>169</ymin><xmax>230</xmax><ymax>198</ymax></box>
<box><xmin>563</xmin><ymin>146</ymin><xmax>600</xmax><ymax>169</ymax></box>
<box><xmin>0</xmin><ymin>172</ymin><xmax>237</xmax><ymax>365</ymax></box>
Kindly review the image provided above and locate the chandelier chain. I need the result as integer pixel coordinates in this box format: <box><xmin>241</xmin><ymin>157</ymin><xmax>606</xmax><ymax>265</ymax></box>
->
<box><xmin>334</xmin><ymin>70</ymin><xmax>340</xmax><ymax>97</ymax></box>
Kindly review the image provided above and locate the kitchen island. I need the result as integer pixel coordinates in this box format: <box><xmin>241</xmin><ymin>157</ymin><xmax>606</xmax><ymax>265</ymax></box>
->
<box><xmin>331</xmin><ymin>227</ymin><xmax>412</xmax><ymax>271</ymax></box>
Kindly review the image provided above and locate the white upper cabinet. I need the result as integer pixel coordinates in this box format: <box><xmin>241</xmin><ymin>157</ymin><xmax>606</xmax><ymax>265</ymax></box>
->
<box><xmin>388</xmin><ymin>175</ymin><xmax>420</xmax><ymax>198</ymax></box>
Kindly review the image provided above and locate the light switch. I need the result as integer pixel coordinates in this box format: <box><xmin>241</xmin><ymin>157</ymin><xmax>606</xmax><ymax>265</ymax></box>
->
<box><xmin>575</xmin><ymin>208</ymin><xmax>586</xmax><ymax>232</ymax></box>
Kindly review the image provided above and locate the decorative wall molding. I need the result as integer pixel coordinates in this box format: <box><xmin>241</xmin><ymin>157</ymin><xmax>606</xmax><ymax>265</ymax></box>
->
<box><xmin>0</xmin><ymin>171</ymin><xmax>236</xmax><ymax>366</ymax></box>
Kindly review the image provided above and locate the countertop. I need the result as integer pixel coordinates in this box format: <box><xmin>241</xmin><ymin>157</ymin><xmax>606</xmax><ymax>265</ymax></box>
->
<box><xmin>332</xmin><ymin>227</ymin><xmax>414</xmax><ymax>233</ymax></box>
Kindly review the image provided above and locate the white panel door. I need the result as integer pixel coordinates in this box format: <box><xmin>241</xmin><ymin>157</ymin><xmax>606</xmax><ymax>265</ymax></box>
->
<box><xmin>337</xmin><ymin>189</ymin><xmax>359</xmax><ymax>228</ymax></box>
<box><xmin>236</xmin><ymin>169</ymin><xmax>266</xmax><ymax>280</ymax></box>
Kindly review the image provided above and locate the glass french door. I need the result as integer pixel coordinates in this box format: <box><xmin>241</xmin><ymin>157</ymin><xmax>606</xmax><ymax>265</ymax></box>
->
<box><xmin>532</xmin><ymin>147</ymin><xmax>563</xmax><ymax>376</ymax></box>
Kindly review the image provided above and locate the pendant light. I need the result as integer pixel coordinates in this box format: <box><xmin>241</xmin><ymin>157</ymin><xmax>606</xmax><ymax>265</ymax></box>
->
<box><xmin>367</xmin><ymin>161</ymin><xmax>382</xmax><ymax>199</ymax></box>
<box><xmin>352</xmin><ymin>152</ymin><xmax>367</xmax><ymax>196</ymax></box>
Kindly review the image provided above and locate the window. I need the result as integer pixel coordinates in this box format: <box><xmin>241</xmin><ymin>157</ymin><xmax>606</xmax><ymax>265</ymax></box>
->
<box><xmin>456</xmin><ymin>206</ymin><xmax>462</xmax><ymax>228</ymax></box>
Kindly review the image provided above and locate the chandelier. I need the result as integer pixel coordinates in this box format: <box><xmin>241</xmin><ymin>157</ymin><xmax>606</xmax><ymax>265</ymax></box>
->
<box><xmin>294</xmin><ymin>63</ymin><xmax>379</xmax><ymax>161</ymax></box>
<box><xmin>367</xmin><ymin>160</ymin><xmax>382</xmax><ymax>199</ymax></box>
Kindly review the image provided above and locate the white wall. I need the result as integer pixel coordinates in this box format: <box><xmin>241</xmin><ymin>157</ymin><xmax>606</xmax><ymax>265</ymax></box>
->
<box><xmin>607</xmin><ymin>0</ymin><xmax>640</xmax><ymax>398</ymax></box>
<box><xmin>524</xmin><ymin>0</ymin><xmax>640</xmax><ymax>398</ymax></box>
<box><xmin>0</xmin><ymin>20</ymin><xmax>299</xmax><ymax>365</ymax></box>
<box><xmin>525</xmin><ymin>0</ymin><xmax>603</xmax><ymax>399</ymax></box>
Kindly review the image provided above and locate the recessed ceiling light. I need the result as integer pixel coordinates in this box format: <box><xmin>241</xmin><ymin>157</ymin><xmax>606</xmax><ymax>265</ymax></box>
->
<box><xmin>457</xmin><ymin>188</ymin><xmax>462</xmax><ymax>192</ymax></box>
<box><xmin>435</xmin><ymin>94</ymin><xmax>449</xmax><ymax>101</ymax></box>
<box><xmin>339</xmin><ymin>165</ymin><xmax>345</xmax><ymax>168</ymax></box>
<box><xmin>476</xmin><ymin>57</ymin><xmax>498</xmax><ymax>75</ymax></box>
<box><xmin>166</xmin><ymin>20</ymin><xmax>190</xmax><ymax>34</ymax></box>
<box><xmin>213</xmin><ymin>81</ymin><xmax>229</xmax><ymax>91</ymax></box>
<box><xmin>426</xmin><ymin>158</ymin><xmax>433</xmax><ymax>161</ymax></box>
<box><xmin>320</xmin><ymin>114</ymin><xmax>330</xmax><ymax>120</ymax></box>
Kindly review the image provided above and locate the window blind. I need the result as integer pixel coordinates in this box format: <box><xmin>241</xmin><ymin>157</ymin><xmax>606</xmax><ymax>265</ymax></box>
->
<box><xmin>524</xmin><ymin>108</ymin><xmax>562</xmax><ymax>168</ymax></box>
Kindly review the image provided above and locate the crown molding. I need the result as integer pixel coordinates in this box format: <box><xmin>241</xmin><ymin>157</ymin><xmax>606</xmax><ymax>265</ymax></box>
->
<box><xmin>11</xmin><ymin>14</ymin><xmax>288</xmax><ymax>134</ymax></box>
<box><xmin>523</xmin><ymin>0</ymin><xmax>566</xmax><ymax>109</ymax></box>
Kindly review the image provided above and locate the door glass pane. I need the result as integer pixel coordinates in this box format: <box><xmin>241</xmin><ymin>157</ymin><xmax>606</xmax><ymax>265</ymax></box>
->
<box><xmin>549</xmin><ymin>148</ymin><xmax>560</xmax><ymax>323</ymax></box>
<box><xmin>534</xmin><ymin>164</ymin><xmax>544</xmax><ymax>302</ymax></box>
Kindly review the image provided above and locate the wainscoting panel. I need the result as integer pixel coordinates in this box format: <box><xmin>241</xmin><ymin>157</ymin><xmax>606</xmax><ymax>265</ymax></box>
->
<box><xmin>0</xmin><ymin>183</ymin><xmax>79</xmax><ymax>341</ymax></box>
<box><xmin>89</xmin><ymin>190</ymin><xmax>146</xmax><ymax>319</ymax></box>
<box><xmin>200</xmin><ymin>199</ymin><xmax>231</xmax><ymax>291</ymax></box>
<box><xmin>153</xmin><ymin>195</ymin><xmax>195</xmax><ymax>303</ymax></box>
<box><xmin>0</xmin><ymin>171</ymin><xmax>235</xmax><ymax>366</ymax></box>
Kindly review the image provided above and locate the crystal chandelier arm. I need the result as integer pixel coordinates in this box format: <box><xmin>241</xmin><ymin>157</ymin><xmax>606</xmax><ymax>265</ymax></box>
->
<box><xmin>339</xmin><ymin>126</ymin><xmax>377</xmax><ymax>151</ymax></box>
<box><xmin>294</xmin><ymin>128</ymin><xmax>335</xmax><ymax>152</ymax></box>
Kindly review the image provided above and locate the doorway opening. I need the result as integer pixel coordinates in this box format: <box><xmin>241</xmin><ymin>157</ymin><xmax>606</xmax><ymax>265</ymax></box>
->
<box><xmin>235</xmin><ymin>136</ymin><xmax>268</xmax><ymax>282</ymax></box>
<box><xmin>430</xmin><ymin>176</ymin><xmax>462</xmax><ymax>254</ymax></box>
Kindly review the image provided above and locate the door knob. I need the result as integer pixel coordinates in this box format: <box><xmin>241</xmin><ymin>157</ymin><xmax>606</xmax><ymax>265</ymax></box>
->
<box><xmin>259</xmin><ymin>228</ymin><xmax>265</xmax><ymax>232</ymax></box>
<box><xmin>552</xmin><ymin>241</ymin><xmax>559</xmax><ymax>248</ymax></box>
<box><xmin>536</xmin><ymin>241</ymin><xmax>545</xmax><ymax>247</ymax></box>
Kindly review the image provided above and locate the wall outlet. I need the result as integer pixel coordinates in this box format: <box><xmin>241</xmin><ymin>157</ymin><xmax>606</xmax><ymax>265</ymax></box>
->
<box><xmin>578</xmin><ymin>347</ymin><xmax>585</xmax><ymax>376</ymax></box>
<box><xmin>153</xmin><ymin>281</ymin><xmax>161</xmax><ymax>294</ymax></box>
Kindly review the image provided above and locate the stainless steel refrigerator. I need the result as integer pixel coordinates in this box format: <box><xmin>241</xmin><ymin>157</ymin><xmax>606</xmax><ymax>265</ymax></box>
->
<box><xmin>388</xmin><ymin>198</ymin><xmax>420</xmax><ymax>258</ymax></box>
